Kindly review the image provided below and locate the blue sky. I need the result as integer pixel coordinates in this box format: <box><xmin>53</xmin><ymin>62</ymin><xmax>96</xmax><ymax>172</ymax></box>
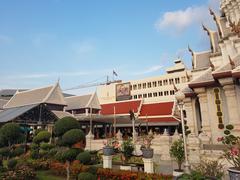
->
<box><xmin>0</xmin><ymin>0</ymin><xmax>220</xmax><ymax>94</ymax></box>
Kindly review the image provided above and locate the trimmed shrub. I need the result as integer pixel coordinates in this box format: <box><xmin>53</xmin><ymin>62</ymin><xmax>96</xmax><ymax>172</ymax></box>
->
<box><xmin>0</xmin><ymin>147</ymin><xmax>11</xmax><ymax>158</ymax></box>
<box><xmin>11</xmin><ymin>146</ymin><xmax>25</xmax><ymax>157</ymax></box>
<box><xmin>7</xmin><ymin>159</ymin><xmax>17</xmax><ymax>169</ymax></box>
<box><xmin>78</xmin><ymin>172</ymin><xmax>97</xmax><ymax>180</ymax></box>
<box><xmin>62</xmin><ymin>148</ymin><xmax>81</xmax><ymax>162</ymax></box>
<box><xmin>76</xmin><ymin>151</ymin><xmax>91</xmax><ymax>165</ymax></box>
<box><xmin>87</xmin><ymin>166</ymin><xmax>98</xmax><ymax>174</ymax></box>
<box><xmin>0</xmin><ymin>123</ymin><xmax>24</xmax><ymax>146</ymax></box>
<box><xmin>62</xmin><ymin>129</ymin><xmax>85</xmax><ymax>147</ymax></box>
<box><xmin>33</xmin><ymin>131</ymin><xmax>51</xmax><ymax>144</ymax></box>
<box><xmin>54</xmin><ymin>116</ymin><xmax>80</xmax><ymax>137</ymax></box>
<box><xmin>40</xmin><ymin>143</ymin><xmax>55</xmax><ymax>151</ymax></box>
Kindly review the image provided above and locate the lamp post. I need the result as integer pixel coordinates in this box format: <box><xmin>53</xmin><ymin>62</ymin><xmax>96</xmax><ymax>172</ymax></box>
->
<box><xmin>175</xmin><ymin>91</ymin><xmax>190</xmax><ymax>174</ymax></box>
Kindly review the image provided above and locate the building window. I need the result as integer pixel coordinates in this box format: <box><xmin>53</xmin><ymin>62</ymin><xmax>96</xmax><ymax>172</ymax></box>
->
<box><xmin>130</xmin><ymin>85</ymin><xmax>132</xmax><ymax>90</ymax></box>
<box><xmin>181</xmin><ymin>77</ymin><xmax>186</xmax><ymax>83</ymax></box>
<box><xmin>164</xmin><ymin>91</ymin><xmax>169</xmax><ymax>96</ymax></box>
<box><xmin>138</xmin><ymin>94</ymin><xmax>142</xmax><ymax>98</ymax></box>
<box><xmin>169</xmin><ymin>79</ymin><xmax>174</xmax><ymax>85</ymax></box>
<box><xmin>138</xmin><ymin>84</ymin><xmax>142</xmax><ymax>89</ymax></box>
<box><xmin>153</xmin><ymin>81</ymin><xmax>157</xmax><ymax>87</ymax></box>
<box><xmin>158</xmin><ymin>92</ymin><xmax>163</xmax><ymax>96</ymax></box>
<box><xmin>134</xmin><ymin>95</ymin><xmax>137</xmax><ymax>99</ymax></box>
<box><xmin>143</xmin><ymin>94</ymin><xmax>147</xmax><ymax>98</ymax></box>
<box><xmin>158</xmin><ymin>80</ymin><xmax>162</xmax><ymax>86</ymax></box>
<box><xmin>148</xmin><ymin>93</ymin><xmax>152</xmax><ymax>98</ymax></box>
<box><xmin>147</xmin><ymin>82</ymin><xmax>152</xmax><ymax>88</ymax></box>
<box><xmin>175</xmin><ymin>78</ymin><xmax>180</xmax><ymax>84</ymax></box>
<box><xmin>143</xmin><ymin>83</ymin><xmax>146</xmax><ymax>89</ymax></box>
<box><xmin>170</xmin><ymin>90</ymin><xmax>175</xmax><ymax>95</ymax></box>
<box><xmin>153</xmin><ymin>92</ymin><xmax>157</xmax><ymax>97</ymax></box>
<box><xmin>133</xmin><ymin>84</ymin><xmax>137</xmax><ymax>90</ymax></box>
<box><xmin>163</xmin><ymin>79</ymin><xmax>168</xmax><ymax>85</ymax></box>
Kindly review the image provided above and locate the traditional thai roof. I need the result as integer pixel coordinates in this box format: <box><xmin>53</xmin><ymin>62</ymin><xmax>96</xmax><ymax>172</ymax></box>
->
<box><xmin>189</xmin><ymin>68</ymin><xmax>216</xmax><ymax>88</ymax></box>
<box><xmin>192</xmin><ymin>51</ymin><xmax>211</xmax><ymax>70</ymax></box>
<box><xmin>166</xmin><ymin>59</ymin><xmax>186</xmax><ymax>73</ymax></box>
<box><xmin>4</xmin><ymin>83</ymin><xmax>66</xmax><ymax>109</ymax></box>
<box><xmin>202</xmin><ymin>24</ymin><xmax>220</xmax><ymax>53</ymax></box>
<box><xmin>65</xmin><ymin>92</ymin><xmax>101</xmax><ymax>111</ymax></box>
<box><xmin>139</xmin><ymin>102</ymin><xmax>174</xmax><ymax>117</ymax></box>
<box><xmin>52</xmin><ymin>110</ymin><xmax>73</xmax><ymax>119</ymax></box>
<box><xmin>100</xmin><ymin>100</ymin><xmax>141</xmax><ymax>115</ymax></box>
<box><xmin>212</xmin><ymin>54</ymin><xmax>240</xmax><ymax>78</ymax></box>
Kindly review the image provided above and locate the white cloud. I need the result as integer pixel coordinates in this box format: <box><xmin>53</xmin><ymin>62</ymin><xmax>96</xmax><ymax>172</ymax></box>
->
<box><xmin>32</xmin><ymin>33</ymin><xmax>56</xmax><ymax>47</ymax></box>
<box><xmin>155</xmin><ymin>0</ymin><xmax>220</xmax><ymax>34</ymax></box>
<box><xmin>5</xmin><ymin>71</ymin><xmax>90</xmax><ymax>80</ymax></box>
<box><xmin>133</xmin><ymin>65</ymin><xmax>163</xmax><ymax>75</ymax></box>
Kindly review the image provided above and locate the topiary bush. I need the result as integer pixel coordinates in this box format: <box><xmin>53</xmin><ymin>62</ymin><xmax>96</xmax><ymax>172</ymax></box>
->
<box><xmin>78</xmin><ymin>172</ymin><xmax>97</xmax><ymax>180</ymax></box>
<box><xmin>33</xmin><ymin>130</ymin><xmax>51</xmax><ymax>144</ymax></box>
<box><xmin>7</xmin><ymin>159</ymin><xmax>17</xmax><ymax>169</ymax></box>
<box><xmin>76</xmin><ymin>151</ymin><xmax>91</xmax><ymax>165</ymax></box>
<box><xmin>62</xmin><ymin>129</ymin><xmax>85</xmax><ymax>147</ymax></box>
<box><xmin>54</xmin><ymin>116</ymin><xmax>80</xmax><ymax>137</ymax></box>
<box><xmin>40</xmin><ymin>143</ymin><xmax>55</xmax><ymax>151</ymax></box>
<box><xmin>0</xmin><ymin>123</ymin><xmax>24</xmax><ymax>146</ymax></box>
<box><xmin>0</xmin><ymin>147</ymin><xmax>11</xmax><ymax>158</ymax></box>
<box><xmin>62</xmin><ymin>148</ymin><xmax>81</xmax><ymax>162</ymax></box>
<box><xmin>11</xmin><ymin>146</ymin><xmax>25</xmax><ymax>157</ymax></box>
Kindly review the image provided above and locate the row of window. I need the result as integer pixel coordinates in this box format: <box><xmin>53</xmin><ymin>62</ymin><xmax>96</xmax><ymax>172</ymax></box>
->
<box><xmin>131</xmin><ymin>76</ymin><xmax>187</xmax><ymax>91</ymax></box>
<box><xmin>132</xmin><ymin>90</ymin><xmax>175</xmax><ymax>99</ymax></box>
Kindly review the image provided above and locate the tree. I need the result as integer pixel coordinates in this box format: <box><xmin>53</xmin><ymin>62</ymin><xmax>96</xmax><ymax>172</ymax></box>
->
<box><xmin>56</xmin><ymin>128</ymin><xmax>86</xmax><ymax>180</ymax></box>
<box><xmin>0</xmin><ymin>123</ymin><xmax>24</xmax><ymax>147</ymax></box>
<box><xmin>170</xmin><ymin>139</ymin><xmax>185</xmax><ymax>171</ymax></box>
<box><xmin>54</xmin><ymin>117</ymin><xmax>80</xmax><ymax>137</ymax></box>
<box><xmin>62</xmin><ymin>129</ymin><xmax>85</xmax><ymax>147</ymax></box>
<box><xmin>33</xmin><ymin>131</ymin><xmax>51</xmax><ymax>144</ymax></box>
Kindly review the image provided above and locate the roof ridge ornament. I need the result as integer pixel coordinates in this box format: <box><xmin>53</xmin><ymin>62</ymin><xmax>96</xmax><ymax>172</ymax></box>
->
<box><xmin>173</xmin><ymin>82</ymin><xmax>179</xmax><ymax>92</ymax></box>
<box><xmin>209</xmin><ymin>60</ymin><xmax>215</xmax><ymax>70</ymax></box>
<box><xmin>188</xmin><ymin>45</ymin><xmax>194</xmax><ymax>69</ymax></box>
<box><xmin>228</xmin><ymin>55</ymin><xmax>235</xmax><ymax>69</ymax></box>
<box><xmin>209</xmin><ymin>8</ymin><xmax>223</xmax><ymax>38</ymax></box>
<box><xmin>186</xmin><ymin>72</ymin><xmax>190</xmax><ymax>82</ymax></box>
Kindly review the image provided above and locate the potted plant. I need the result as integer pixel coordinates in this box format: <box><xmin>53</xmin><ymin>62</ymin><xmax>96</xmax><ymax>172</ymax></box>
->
<box><xmin>140</xmin><ymin>134</ymin><xmax>154</xmax><ymax>158</ymax></box>
<box><xmin>218</xmin><ymin>124</ymin><xmax>240</xmax><ymax>180</ymax></box>
<box><xmin>170</xmin><ymin>139</ymin><xmax>185</xmax><ymax>177</ymax></box>
<box><xmin>103</xmin><ymin>137</ymin><xmax>119</xmax><ymax>156</ymax></box>
<box><xmin>120</xmin><ymin>139</ymin><xmax>134</xmax><ymax>170</ymax></box>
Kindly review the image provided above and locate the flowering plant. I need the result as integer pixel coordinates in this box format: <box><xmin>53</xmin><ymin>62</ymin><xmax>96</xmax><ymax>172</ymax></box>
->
<box><xmin>103</xmin><ymin>137</ymin><xmax>120</xmax><ymax>151</ymax></box>
<box><xmin>218</xmin><ymin>124</ymin><xmax>240</xmax><ymax>170</ymax></box>
<box><xmin>139</xmin><ymin>134</ymin><xmax>154</xmax><ymax>149</ymax></box>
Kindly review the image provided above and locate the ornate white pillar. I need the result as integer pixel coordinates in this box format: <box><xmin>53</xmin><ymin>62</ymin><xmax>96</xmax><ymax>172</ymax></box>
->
<box><xmin>142</xmin><ymin>158</ymin><xmax>154</xmax><ymax>173</ymax></box>
<box><xmin>219</xmin><ymin>78</ymin><xmax>240</xmax><ymax>131</ymax></box>
<box><xmin>194</xmin><ymin>88</ymin><xmax>211</xmax><ymax>136</ymax></box>
<box><xmin>103</xmin><ymin>155</ymin><xmax>112</xmax><ymax>169</ymax></box>
<box><xmin>183</xmin><ymin>97</ymin><xmax>198</xmax><ymax>135</ymax></box>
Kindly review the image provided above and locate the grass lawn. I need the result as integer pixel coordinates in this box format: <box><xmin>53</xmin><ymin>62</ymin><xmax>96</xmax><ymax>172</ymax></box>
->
<box><xmin>36</xmin><ymin>170</ymin><xmax>66</xmax><ymax>180</ymax></box>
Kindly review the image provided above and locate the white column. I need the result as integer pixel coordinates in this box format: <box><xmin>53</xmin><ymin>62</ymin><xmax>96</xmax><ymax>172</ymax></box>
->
<box><xmin>142</xmin><ymin>158</ymin><xmax>154</xmax><ymax>173</ymax></box>
<box><xmin>194</xmin><ymin>88</ymin><xmax>211</xmax><ymax>136</ymax></box>
<box><xmin>219</xmin><ymin>78</ymin><xmax>240</xmax><ymax>131</ymax></box>
<box><xmin>183</xmin><ymin>97</ymin><xmax>198</xmax><ymax>135</ymax></box>
<box><xmin>103</xmin><ymin>155</ymin><xmax>112</xmax><ymax>169</ymax></box>
<box><xmin>85</xmin><ymin>131</ymin><xmax>94</xmax><ymax>150</ymax></box>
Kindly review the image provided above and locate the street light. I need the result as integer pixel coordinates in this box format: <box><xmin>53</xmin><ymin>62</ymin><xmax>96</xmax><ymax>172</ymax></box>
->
<box><xmin>175</xmin><ymin>90</ymin><xmax>190</xmax><ymax>174</ymax></box>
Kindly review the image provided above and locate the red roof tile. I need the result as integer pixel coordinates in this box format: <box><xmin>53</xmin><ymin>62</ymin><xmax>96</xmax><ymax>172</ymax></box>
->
<box><xmin>100</xmin><ymin>100</ymin><xmax>141</xmax><ymax>115</ymax></box>
<box><xmin>139</xmin><ymin>102</ymin><xmax>174</xmax><ymax>117</ymax></box>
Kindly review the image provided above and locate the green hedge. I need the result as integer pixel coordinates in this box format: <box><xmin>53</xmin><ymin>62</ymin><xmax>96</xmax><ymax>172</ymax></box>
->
<box><xmin>62</xmin><ymin>129</ymin><xmax>85</xmax><ymax>147</ymax></box>
<box><xmin>54</xmin><ymin>117</ymin><xmax>80</xmax><ymax>137</ymax></box>
<box><xmin>33</xmin><ymin>131</ymin><xmax>51</xmax><ymax>144</ymax></box>
<box><xmin>76</xmin><ymin>151</ymin><xmax>91</xmax><ymax>165</ymax></box>
<box><xmin>78</xmin><ymin>172</ymin><xmax>97</xmax><ymax>180</ymax></box>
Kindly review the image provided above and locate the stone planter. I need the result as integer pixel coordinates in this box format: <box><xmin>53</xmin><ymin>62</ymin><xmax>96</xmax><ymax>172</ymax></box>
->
<box><xmin>120</xmin><ymin>165</ymin><xmax>132</xmax><ymax>171</ymax></box>
<box><xmin>141</xmin><ymin>148</ymin><xmax>153</xmax><ymax>158</ymax></box>
<box><xmin>173</xmin><ymin>169</ymin><xmax>184</xmax><ymax>178</ymax></box>
<box><xmin>103</xmin><ymin>146</ymin><xmax>114</xmax><ymax>156</ymax></box>
<box><xmin>228</xmin><ymin>167</ymin><xmax>240</xmax><ymax>180</ymax></box>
